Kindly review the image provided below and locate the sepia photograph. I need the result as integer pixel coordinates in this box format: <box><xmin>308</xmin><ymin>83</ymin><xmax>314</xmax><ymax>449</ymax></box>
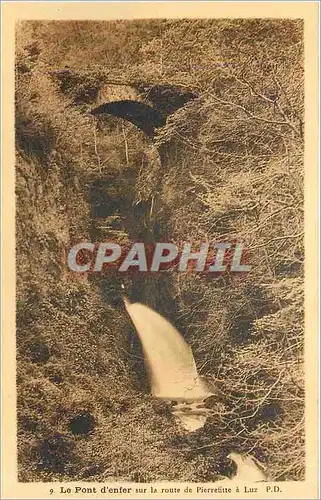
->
<box><xmin>14</xmin><ymin>16</ymin><xmax>306</xmax><ymax>483</ymax></box>
<box><xmin>1</xmin><ymin>2</ymin><xmax>319</xmax><ymax>498</ymax></box>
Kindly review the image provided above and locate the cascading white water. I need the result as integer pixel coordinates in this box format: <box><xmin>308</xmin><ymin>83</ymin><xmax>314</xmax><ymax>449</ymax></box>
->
<box><xmin>124</xmin><ymin>299</ymin><xmax>268</xmax><ymax>479</ymax></box>
<box><xmin>124</xmin><ymin>297</ymin><xmax>214</xmax><ymax>431</ymax></box>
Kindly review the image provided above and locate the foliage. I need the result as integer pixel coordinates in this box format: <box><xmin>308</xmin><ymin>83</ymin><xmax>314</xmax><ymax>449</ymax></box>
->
<box><xmin>16</xmin><ymin>19</ymin><xmax>304</xmax><ymax>481</ymax></box>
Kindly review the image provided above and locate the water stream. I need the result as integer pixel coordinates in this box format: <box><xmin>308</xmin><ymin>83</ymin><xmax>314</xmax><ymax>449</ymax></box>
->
<box><xmin>124</xmin><ymin>297</ymin><xmax>214</xmax><ymax>431</ymax></box>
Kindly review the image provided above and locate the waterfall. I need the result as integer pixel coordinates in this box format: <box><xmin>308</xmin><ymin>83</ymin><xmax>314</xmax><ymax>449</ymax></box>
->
<box><xmin>124</xmin><ymin>297</ymin><xmax>214</xmax><ymax>431</ymax></box>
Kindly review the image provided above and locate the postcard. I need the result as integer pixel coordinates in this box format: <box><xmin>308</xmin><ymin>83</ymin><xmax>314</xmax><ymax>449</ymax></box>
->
<box><xmin>1</xmin><ymin>2</ymin><xmax>319</xmax><ymax>499</ymax></box>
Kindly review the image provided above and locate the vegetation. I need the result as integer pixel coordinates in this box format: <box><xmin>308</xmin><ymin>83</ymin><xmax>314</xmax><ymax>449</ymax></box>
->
<box><xmin>16</xmin><ymin>19</ymin><xmax>304</xmax><ymax>482</ymax></box>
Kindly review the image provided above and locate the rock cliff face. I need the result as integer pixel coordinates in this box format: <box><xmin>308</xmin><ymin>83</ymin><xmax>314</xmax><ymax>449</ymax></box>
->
<box><xmin>16</xmin><ymin>19</ymin><xmax>304</xmax><ymax>483</ymax></box>
<box><xmin>15</xmin><ymin>63</ymin><xmax>212</xmax><ymax>484</ymax></box>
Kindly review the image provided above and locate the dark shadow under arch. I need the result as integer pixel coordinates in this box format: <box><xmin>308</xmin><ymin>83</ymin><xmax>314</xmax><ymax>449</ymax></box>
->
<box><xmin>90</xmin><ymin>100</ymin><xmax>166</xmax><ymax>137</ymax></box>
